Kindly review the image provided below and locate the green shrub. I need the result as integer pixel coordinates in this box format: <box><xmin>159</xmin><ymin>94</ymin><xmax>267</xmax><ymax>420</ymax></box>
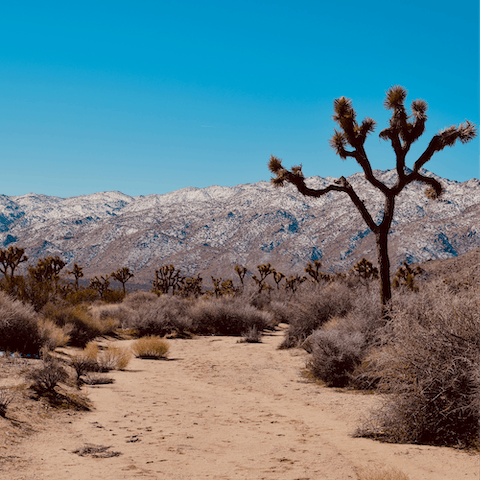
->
<box><xmin>132</xmin><ymin>336</ymin><xmax>169</xmax><ymax>359</ymax></box>
<box><xmin>357</xmin><ymin>282</ymin><xmax>480</xmax><ymax>447</ymax></box>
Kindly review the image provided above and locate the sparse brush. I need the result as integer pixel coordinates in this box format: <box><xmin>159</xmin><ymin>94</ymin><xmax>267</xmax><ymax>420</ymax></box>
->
<box><xmin>241</xmin><ymin>326</ymin><xmax>262</xmax><ymax>343</ymax></box>
<box><xmin>82</xmin><ymin>373</ymin><xmax>115</xmax><ymax>385</ymax></box>
<box><xmin>132</xmin><ymin>336</ymin><xmax>169</xmax><ymax>359</ymax></box>
<box><xmin>127</xmin><ymin>295</ymin><xmax>192</xmax><ymax>337</ymax></box>
<box><xmin>28</xmin><ymin>357</ymin><xmax>69</xmax><ymax>394</ymax></box>
<box><xmin>306</xmin><ymin>329</ymin><xmax>366</xmax><ymax>387</ymax></box>
<box><xmin>354</xmin><ymin>465</ymin><xmax>410</xmax><ymax>480</ymax></box>
<box><xmin>0</xmin><ymin>387</ymin><xmax>14</xmax><ymax>417</ymax></box>
<box><xmin>280</xmin><ymin>282</ymin><xmax>356</xmax><ymax>348</ymax></box>
<box><xmin>357</xmin><ymin>282</ymin><xmax>480</xmax><ymax>447</ymax></box>
<box><xmin>37</xmin><ymin>318</ymin><xmax>70</xmax><ymax>350</ymax></box>
<box><xmin>0</xmin><ymin>291</ymin><xmax>43</xmax><ymax>354</ymax></box>
<box><xmin>189</xmin><ymin>297</ymin><xmax>273</xmax><ymax>336</ymax></box>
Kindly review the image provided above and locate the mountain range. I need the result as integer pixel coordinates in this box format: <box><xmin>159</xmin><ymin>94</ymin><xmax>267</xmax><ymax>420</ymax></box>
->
<box><xmin>0</xmin><ymin>168</ymin><xmax>479</xmax><ymax>287</ymax></box>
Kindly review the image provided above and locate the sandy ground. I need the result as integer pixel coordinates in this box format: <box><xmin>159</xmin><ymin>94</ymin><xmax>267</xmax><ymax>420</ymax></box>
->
<box><xmin>1</xmin><ymin>326</ymin><xmax>478</xmax><ymax>480</ymax></box>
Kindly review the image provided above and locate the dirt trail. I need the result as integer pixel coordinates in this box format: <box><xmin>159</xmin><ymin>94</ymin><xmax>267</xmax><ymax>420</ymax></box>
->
<box><xmin>3</xmin><ymin>326</ymin><xmax>478</xmax><ymax>479</ymax></box>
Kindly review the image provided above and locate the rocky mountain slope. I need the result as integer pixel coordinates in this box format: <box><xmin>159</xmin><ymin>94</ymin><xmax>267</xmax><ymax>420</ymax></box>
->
<box><xmin>0</xmin><ymin>169</ymin><xmax>479</xmax><ymax>286</ymax></box>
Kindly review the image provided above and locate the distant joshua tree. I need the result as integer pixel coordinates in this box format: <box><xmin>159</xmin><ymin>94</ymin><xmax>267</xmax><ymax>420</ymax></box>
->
<box><xmin>0</xmin><ymin>246</ymin><xmax>28</xmax><ymax>281</ymax></box>
<box><xmin>111</xmin><ymin>267</ymin><xmax>134</xmax><ymax>295</ymax></box>
<box><xmin>67</xmin><ymin>263</ymin><xmax>84</xmax><ymax>291</ymax></box>
<box><xmin>269</xmin><ymin>86</ymin><xmax>477</xmax><ymax>309</ymax></box>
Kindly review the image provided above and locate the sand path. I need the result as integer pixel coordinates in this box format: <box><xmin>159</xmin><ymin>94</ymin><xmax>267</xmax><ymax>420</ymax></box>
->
<box><xmin>4</xmin><ymin>326</ymin><xmax>479</xmax><ymax>479</ymax></box>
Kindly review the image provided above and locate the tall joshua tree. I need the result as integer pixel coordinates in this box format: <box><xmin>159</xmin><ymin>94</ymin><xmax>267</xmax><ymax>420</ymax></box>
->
<box><xmin>269</xmin><ymin>86</ymin><xmax>476</xmax><ymax>308</ymax></box>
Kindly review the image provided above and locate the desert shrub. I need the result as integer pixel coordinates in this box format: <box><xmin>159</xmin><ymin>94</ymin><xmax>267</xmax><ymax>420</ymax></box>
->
<box><xmin>280</xmin><ymin>282</ymin><xmax>355</xmax><ymax>348</ymax></box>
<box><xmin>241</xmin><ymin>325</ymin><xmax>262</xmax><ymax>343</ymax></box>
<box><xmin>89</xmin><ymin>304</ymin><xmax>126</xmax><ymax>331</ymax></box>
<box><xmin>0</xmin><ymin>387</ymin><xmax>14</xmax><ymax>417</ymax></box>
<box><xmin>306</xmin><ymin>329</ymin><xmax>366</xmax><ymax>387</ymax></box>
<box><xmin>28</xmin><ymin>356</ymin><xmax>69</xmax><ymax>394</ymax></box>
<box><xmin>97</xmin><ymin>344</ymin><xmax>132</xmax><ymax>371</ymax></box>
<box><xmin>0</xmin><ymin>291</ymin><xmax>43</xmax><ymax>354</ymax></box>
<box><xmin>101</xmin><ymin>289</ymin><xmax>125</xmax><ymax>304</ymax></box>
<box><xmin>265</xmin><ymin>300</ymin><xmax>295</xmax><ymax>324</ymax></box>
<box><xmin>132</xmin><ymin>336</ymin><xmax>169</xmax><ymax>359</ymax></box>
<box><xmin>127</xmin><ymin>295</ymin><xmax>192</xmax><ymax>337</ymax></box>
<box><xmin>122</xmin><ymin>290</ymin><xmax>158</xmax><ymax>310</ymax></box>
<box><xmin>358</xmin><ymin>282</ymin><xmax>480</xmax><ymax>447</ymax></box>
<box><xmin>37</xmin><ymin>318</ymin><xmax>70</xmax><ymax>350</ymax></box>
<box><xmin>354</xmin><ymin>465</ymin><xmax>410</xmax><ymax>480</ymax></box>
<box><xmin>42</xmin><ymin>303</ymin><xmax>117</xmax><ymax>347</ymax></box>
<box><xmin>189</xmin><ymin>297</ymin><xmax>273</xmax><ymax>336</ymax></box>
<box><xmin>82</xmin><ymin>373</ymin><xmax>115</xmax><ymax>385</ymax></box>
<box><xmin>64</xmin><ymin>288</ymin><xmax>99</xmax><ymax>305</ymax></box>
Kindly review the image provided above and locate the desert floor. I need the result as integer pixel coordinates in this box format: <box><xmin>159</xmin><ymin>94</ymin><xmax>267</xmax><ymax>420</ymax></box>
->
<box><xmin>1</xmin><ymin>325</ymin><xmax>478</xmax><ymax>480</ymax></box>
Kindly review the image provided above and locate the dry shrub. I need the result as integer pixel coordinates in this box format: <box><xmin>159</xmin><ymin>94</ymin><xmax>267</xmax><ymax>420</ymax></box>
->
<box><xmin>82</xmin><ymin>373</ymin><xmax>115</xmax><ymax>385</ymax></box>
<box><xmin>241</xmin><ymin>325</ymin><xmax>262</xmax><ymax>343</ymax></box>
<box><xmin>306</xmin><ymin>329</ymin><xmax>366</xmax><ymax>387</ymax></box>
<box><xmin>354</xmin><ymin>465</ymin><xmax>410</xmax><ymax>480</ymax></box>
<box><xmin>0</xmin><ymin>291</ymin><xmax>43</xmax><ymax>354</ymax></box>
<box><xmin>132</xmin><ymin>336</ymin><xmax>169</xmax><ymax>359</ymax></box>
<box><xmin>126</xmin><ymin>295</ymin><xmax>192</xmax><ymax>337</ymax></box>
<box><xmin>42</xmin><ymin>303</ymin><xmax>117</xmax><ymax>347</ymax></box>
<box><xmin>97</xmin><ymin>344</ymin><xmax>132</xmax><ymax>371</ymax></box>
<box><xmin>304</xmin><ymin>290</ymin><xmax>382</xmax><ymax>387</ymax></box>
<box><xmin>189</xmin><ymin>297</ymin><xmax>273</xmax><ymax>336</ymax></box>
<box><xmin>358</xmin><ymin>282</ymin><xmax>480</xmax><ymax>447</ymax></box>
<box><xmin>122</xmin><ymin>290</ymin><xmax>158</xmax><ymax>310</ymax></box>
<box><xmin>280</xmin><ymin>282</ymin><xmax>356</xmax><ymax>348</ymax></box>
<box><xmin>37</xmin><ymin>318</ymin><xmax>70</xmax><ymax>350</ymax></box>
<box><xmin>0</xmin><ymin>387</ymin><xmax>14</xmax><ymax>417</ymax></box>
<box><xmin>28</xmin><ymin>356</ymin><xmax>69</xmax><ymax>394</ymax></box>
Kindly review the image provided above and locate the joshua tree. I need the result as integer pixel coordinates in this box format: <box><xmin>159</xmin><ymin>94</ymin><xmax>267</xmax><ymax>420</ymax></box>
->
<box><xmin>269</xmin><ymin>86</ymin><xmax>477</xmax><ymax>308</ymax></box>
<box><xmin>111</xmin><ymin>267</ymin><xmax>134</xmax><ymax>295</ymax></box>
<box><xmin>67</xmin><ymin>263</ymin><xmax>84</xmax><ymax>291</ymax></box>
<box><xmin>272</xmin><ymin>270</ymin><xmax>285</xmax><ymax>290</ymax></box>
<box><xmin>252</xmin><ymin>263</ymin><xmax>274</xmax><ymax>293</ymax></box>
<box><xmin>89</xmin><ymin>275</ymin><xmax>111</xmax><ymax>299</ymax></box>
<box><xmin>304</xmin><ymin>260</ymin><xmax>330</xmax><ymax>283</ymax></box>
<box><xmin>152</xmin><ymin>265</ymin><xmax>184</xmax><ymax>295</ymax></box>
<box><xmin>392</xmin><ymin>261</ymin><xmax>423</xmax><ymax>292</ymax></box>
<box><xmin>350</xmin><ymin>258</ymin><xmax>379</xmax><ymax>285</ymax></box>
<box><xmin>234</xmin><ymin>265</ymin><xmax>247</xmax><ymax>288</ymax></box>
<box><xmin>0</xmin><ymin>246</ymin><xmax>28</xmax><ymax>281</ymax></box>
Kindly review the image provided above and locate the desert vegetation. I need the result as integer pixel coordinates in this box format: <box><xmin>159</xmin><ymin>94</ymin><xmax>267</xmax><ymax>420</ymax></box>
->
<box><xmin>0</xmin><ymin>241</ymin><xmax>478</xmax><ymax>451</ymax></box>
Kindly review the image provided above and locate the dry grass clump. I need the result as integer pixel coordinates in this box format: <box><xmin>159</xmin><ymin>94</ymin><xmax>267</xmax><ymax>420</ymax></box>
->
<box><xmin>97</xmin><ymin>344</ymin><xmax>132</xmax><ymax>371</ymax></box>
<box><xmin>354</xmin><ymin>465</ymin><xmax>410</xmax><ymax>480</ymax></box>
<box><xmin>357</xmin><ymin>282</ymin><xmax>480</xmax><ymax>447</ymax></box>
<box><xmin>132</xmin><ymin>336</ymin><xmax>169</xmax><ymax>359</ymax></box>
<box><xmin>82</xmin><ymin>373</ymin><xmax>115</xmax><ymax>385</ymax></box>
<box><xmin>0</xmin><ymin>387</ymin><xmax>14</xmax><ymax>417</ymax></box>
<box><xmin>240</xmin><ymin>325</ymin><xmax>262</xmax><ymax>343</ymax></box>
<box><xmin>189</xmin><ymin>297</ymin><xmax>273</xmax><ymax>336</ymax></box>
<box><xmin>70</xmin><ymin>342</ymin><xmax>131</xmax><ymax>385</ymax></box>
<box><xmin>280</xmin><ymin>282</ymin><xmax>356</xmax><ymax>348</ymax></box>
<box><xmin>126</xmin><ymin>295</ymin><xmax>192</xmax><ymax>337</ymax></box>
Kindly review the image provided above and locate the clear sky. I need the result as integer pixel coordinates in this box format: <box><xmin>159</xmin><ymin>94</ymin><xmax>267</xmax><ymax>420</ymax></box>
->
<box><xmin>1</xmin><ymin>0</ymin><xmax>478</xmax><ymax>198</ymax></box>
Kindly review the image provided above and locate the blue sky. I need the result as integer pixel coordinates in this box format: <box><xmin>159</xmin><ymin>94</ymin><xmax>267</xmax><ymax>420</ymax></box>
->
<box><xmin>1</xmin><ymin>0</ymin><xmax>478</xmax><ymax>198</ymax></box>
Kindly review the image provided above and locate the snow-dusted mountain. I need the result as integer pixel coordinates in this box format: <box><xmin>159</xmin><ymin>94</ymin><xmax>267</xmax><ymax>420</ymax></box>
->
<box><xmin>1</xmin><ymin>169</ymin><xmax>479</xmax><ymax>286</ymax></box>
